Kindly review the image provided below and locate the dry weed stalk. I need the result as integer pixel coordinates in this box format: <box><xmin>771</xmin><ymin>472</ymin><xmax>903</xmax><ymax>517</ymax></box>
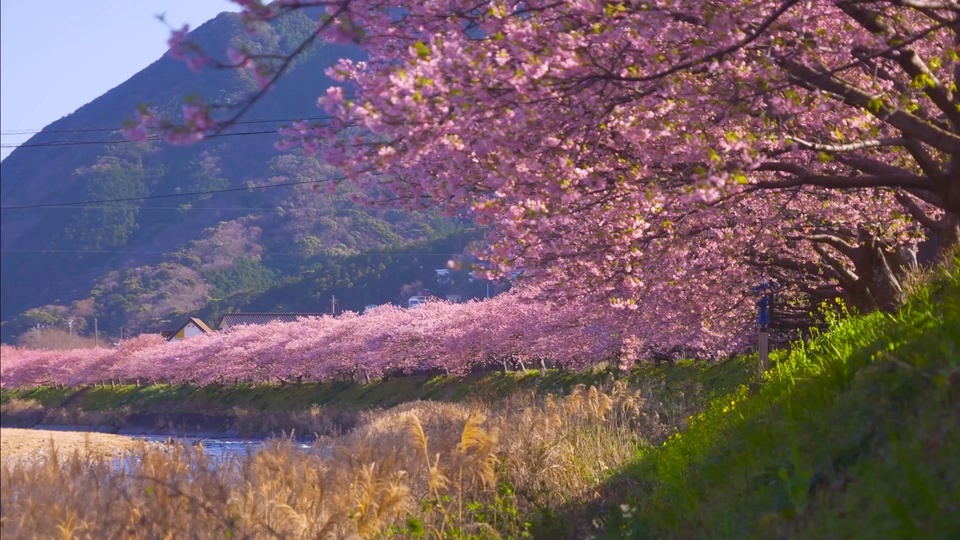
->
<box><xmin>2</xmin><ymin>379</ymin><xmax>679</xmax><ymax>538</ymax></box>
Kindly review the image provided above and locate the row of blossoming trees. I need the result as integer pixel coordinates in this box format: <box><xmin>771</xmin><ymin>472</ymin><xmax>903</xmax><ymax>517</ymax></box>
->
<box><xmin>3</xmin><ymin>0</ymin><xmax>960</xmax><ymax>385</ymax></box>
<box><xmin>17</xmin><ymin>0</ymin><xmax>952</xmax><ymax>388</ymax></box>
<box><xmin>2</xmin><ymin>289</ymin><xmax>723</xmax><ymax>389</ymax></box>
<box><xmin>140</xmin><ymin>0</ymin><xmax>958</xmax><ymax>323</ymax></box>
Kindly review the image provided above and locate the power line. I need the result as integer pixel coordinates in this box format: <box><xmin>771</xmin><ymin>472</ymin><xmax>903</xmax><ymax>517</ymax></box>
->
<box><xmin>7</xmin><ymin>206</ymin><xmax>281</xmax><ymax>211</ymax></box>
<box><xmin>0</xmin><ymin>249</ymin><xmax>180</xmax><ymax>255</ymax></box>
<box><xmin>0</xmin><ymin>178</ymin><xmax>338</xmax><ymax>210</ymax></box>
<box><xmin>0</xmin><ymin>115</ymin><xmax>334</xmax><ymax>137</ymax></box>
<box><xmin>0</xmin><ymin>248</ymin><xmax>461</xmax><ymax>256</ymax></box>
<box><xmin>0</xmin><ymin>129</ymin><xmax>281</xmax><ymax>149</ymax></box>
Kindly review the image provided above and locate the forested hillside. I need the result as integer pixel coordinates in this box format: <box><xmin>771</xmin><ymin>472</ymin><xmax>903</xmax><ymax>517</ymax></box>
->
<box><xmin>0</xmin><ymin>10</ymin><xmax>477</xmax><ymax>343</ymax></box>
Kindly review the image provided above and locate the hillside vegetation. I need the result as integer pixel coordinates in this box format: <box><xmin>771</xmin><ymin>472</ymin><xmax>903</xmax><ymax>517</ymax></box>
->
<box><xmin>2</xmin><ymin>256</ymin><xmax>957</xmax><ymax>538</ymax></box>
<box><xmin>1</xmin><ymin>10</ymin><xmax>479</xmax><ymax>343</ymax></box>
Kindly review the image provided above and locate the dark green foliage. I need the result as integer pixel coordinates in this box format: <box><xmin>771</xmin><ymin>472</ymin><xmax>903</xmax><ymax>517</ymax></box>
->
<box><xmin>59</xmin><ymin>153</ymin><xmax>152</xmax><ymax>251</ymax></box>
<box><xmin>203</xmin><ymin>257</ymin><xmax>277</xmax><ymax>298</ymax></box>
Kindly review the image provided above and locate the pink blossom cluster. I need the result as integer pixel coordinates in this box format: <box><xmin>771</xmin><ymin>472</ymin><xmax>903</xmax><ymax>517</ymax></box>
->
<box><xmin>0</xmin><ymin>287</ymin><xmax>746</xmax><ymax>389</ymax></box>
<box><xmin>123</xmin><ymin>103</ymin><xmax>216</xmax><ymax>145</ymax></box>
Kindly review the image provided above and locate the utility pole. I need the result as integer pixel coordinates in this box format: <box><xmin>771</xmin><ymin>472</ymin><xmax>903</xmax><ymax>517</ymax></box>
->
<box><xmin>94</xmin><ymin>318</ymin><xmax>99</xmax><ymax>348</ymax></box>
<box><xmin>330</xmin><ymin>294</ymin><xmax>337</xmax><ymax>316</ymax></box>
<box><xmin>120</xmin><ymin>327</ymin><xmax>124</xmax><ymax>342</ymax></box>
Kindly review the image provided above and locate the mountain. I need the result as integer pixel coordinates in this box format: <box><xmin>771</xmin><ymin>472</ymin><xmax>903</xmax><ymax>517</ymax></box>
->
<box><xmin>0</xmin><ymin>11</ymin><xmax>484</xmax><ymax>343</ymax></box>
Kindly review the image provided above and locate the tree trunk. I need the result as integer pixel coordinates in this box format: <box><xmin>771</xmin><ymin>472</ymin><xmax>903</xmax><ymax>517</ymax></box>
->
<box><xmin>826</xmin><ymin>243</ymin><xmax>906</xmax><ymax>314</ymax></box>
<box><xmin>862</xmin><ymin>245</ymin><xmax>907</xmax><ymax>312</ymax></box>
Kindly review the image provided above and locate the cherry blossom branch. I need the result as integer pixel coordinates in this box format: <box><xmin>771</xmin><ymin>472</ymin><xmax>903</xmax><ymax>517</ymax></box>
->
<box><xmin>781</xmin><ymin>59</ymin><xmax>960</xmax><ymax>156</ymax></box>
<box><xmin>836</xmin><ymin>1</ymin><xmax>960</xmax><ymax>129</ymax></box>
<box><xmin>570</xmin><ymin>0</ymin><xmax>800</xmax><ymax>85</ymax></box>
<box><xmin>210</xmin><ymin>3</ymin><xmax>354</xmax><ymax>136</ymax></box>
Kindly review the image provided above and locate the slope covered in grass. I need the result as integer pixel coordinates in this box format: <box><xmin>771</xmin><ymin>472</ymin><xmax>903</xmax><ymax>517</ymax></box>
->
<box><xmin>596</xmin><ymin>257</ymin><xmax>960</xmax><ymax>539</ymax></box>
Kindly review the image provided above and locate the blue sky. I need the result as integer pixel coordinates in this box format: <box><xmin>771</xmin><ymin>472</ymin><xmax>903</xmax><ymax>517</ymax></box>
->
<box><xmin>0</xmin><ymin>0</ymin><xmax>238</xmax><ymax>161</ymax></box>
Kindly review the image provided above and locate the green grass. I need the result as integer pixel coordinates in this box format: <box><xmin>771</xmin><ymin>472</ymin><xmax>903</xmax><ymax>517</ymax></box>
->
<box><xmin>593</xmin><ymin>257</ymin><xmax>960</xmax><ymax>539</ymax></box>
<box><xmin>2</xmin><ymin>364</ymin><xmax>662</xmax><ymax>416</ymax></box>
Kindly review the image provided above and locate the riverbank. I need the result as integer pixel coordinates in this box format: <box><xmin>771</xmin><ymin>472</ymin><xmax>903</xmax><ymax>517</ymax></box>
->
<box><xmin>3</xmin><ymin>365</ymin><xmax>729</xmax><ymax>438</ymax></box>
<box><xmin>0</xmin><ymin>427</ymin><xmax>155</xmax><ymax>464</ymax></box>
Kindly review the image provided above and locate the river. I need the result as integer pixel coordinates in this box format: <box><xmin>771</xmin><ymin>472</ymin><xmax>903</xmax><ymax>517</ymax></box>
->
<box><xmin>135</xmin><ymin>434</ymin><xmax>319</xmax><ymax>461</ymax></box>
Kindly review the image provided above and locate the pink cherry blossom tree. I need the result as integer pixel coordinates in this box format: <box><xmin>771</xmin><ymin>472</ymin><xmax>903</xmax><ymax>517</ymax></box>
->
<box><xmin>2</xmin><ymin>292</ymin><xmax>660</xmax><ymax>388</ymax></box>
<box><xmin>126</xmin><ymin>0</ymin><xmax>959</xmax><ymax>354</ymax></box>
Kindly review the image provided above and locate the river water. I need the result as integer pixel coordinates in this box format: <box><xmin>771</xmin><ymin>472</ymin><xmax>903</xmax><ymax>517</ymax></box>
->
<box><xmin>135</xmin><ymin>434</ymin><xmax>318</xmax><ymax>461</ymax></box>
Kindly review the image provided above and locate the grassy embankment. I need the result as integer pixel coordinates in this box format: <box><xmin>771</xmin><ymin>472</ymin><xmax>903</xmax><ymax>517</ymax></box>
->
<box><xmin>1</xmin><ymin>362</ymin><xmax>743</xmax><ymax>437</ymax></box>
<box><xmin>591</xmin><ymin>257</ymin><xmax>960</xmax><ymax>539</ymax></box>
<box><xmin>2</xmin><ymin>256</ymin><xmax>957</xmax><ymax>538</ymax></box>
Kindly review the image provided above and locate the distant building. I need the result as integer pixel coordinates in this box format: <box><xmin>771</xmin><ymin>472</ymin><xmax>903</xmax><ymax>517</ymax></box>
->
<box><xmin>445</xmin><ymin>293</ymin><xmax>462</xmax><ymax>303</ymax></box>
<box><xmin>167</xmin><ymin>317</ymin><xmax>214</xmax><ymax>342</ymax></box>
<box><xmin>408</xmin><ymin>296</ymin><xmax>429</xmax><ymax>308</ymax></box>
<box><xmin>216</xmin><ymin>312</ymin><xmax>325</xmax><ymax>331</ymax></box>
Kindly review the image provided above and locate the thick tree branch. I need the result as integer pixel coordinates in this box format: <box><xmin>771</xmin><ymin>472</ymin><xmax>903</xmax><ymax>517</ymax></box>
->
<box><xmin>780</xmin><ymin>59</ymin><xmax>960</xmax><ymax>156</ymax></box>
<box><xmin>754</xmin><ymin>161</ymin><xmax>935</xmax><ymax>191</ymax></box>
<box><xmin>894</xmin><ymin>189</ymin><xmax>945</xmax><ymax>231</ymax></box>
<box><xmin>834</xmin><ymin>155</ymin><xmax>917</xmax><ymax>177</ymax></box>
<box><xmin>810</xmin><ymin>243</ymin><xmax>861</xmax><ymax>286</ymax></box>
<box><xmin>901</xmin><ymin>138</ymin><xmax>947</xmax><ymax>183</ymax></box>
<box><xmin>888</xmin><ymin>0</ymin><xmax>960</xmax><ymax>9</ymax></box>
<box><xmin>905</xmin><ymin>187</ymin><xmax>947</xmax><ymax>207</ymax></box>
<box><xmin>835</xmin><ymin>1</ymin><xmax>960</xmax><ymax>128</ymax></box>
<box><xmin>802</xmin><ymin>233</ymin><xmax>859</xmax><ymax>258</ymax></box>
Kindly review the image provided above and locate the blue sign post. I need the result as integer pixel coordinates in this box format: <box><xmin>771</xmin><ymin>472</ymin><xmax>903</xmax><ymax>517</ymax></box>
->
<box><xmin>752</xmin><ymin>281</ymin><xmax>777</xmax><ymax>330</ymax></box>
<box><xmin>752</xmin><ymin>281</ymin><xmax>778</xmax><ymax>376</ymax></box>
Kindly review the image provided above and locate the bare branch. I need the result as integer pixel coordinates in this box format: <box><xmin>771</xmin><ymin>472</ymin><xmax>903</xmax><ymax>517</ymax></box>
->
<box><xmin>811</xmin><ymin>243</ymin><xmax>861</xmax><ymax>286</ymax></box>
<box><xmin>786</xmin><ymin>136</ymin><xmax>909</xmax><ymax>152</ymax></box>
<box><xmin>211</xmin><ymin>2</ymin><xmax>353</xmax><ymax>136</ymax></box>
<box><xmin>801</xmin><ymin>233</ymin><xmax>859</xmax><ymax>258</ymax></box>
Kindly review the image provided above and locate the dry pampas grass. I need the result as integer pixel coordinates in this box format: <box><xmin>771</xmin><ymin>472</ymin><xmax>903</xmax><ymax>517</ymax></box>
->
<box><xmin>2</xmin><ymin>380</ymin><xmax>674</xmax><ymax>538</ymax></box>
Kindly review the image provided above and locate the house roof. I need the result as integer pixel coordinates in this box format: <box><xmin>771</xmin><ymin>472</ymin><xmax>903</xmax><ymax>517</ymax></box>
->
<box><xmin>167</xmin><ymin>317</ymin><xmax>214</xmax><ymax>341</ymax></box>
<box><xmin>217</xmin><ymin>312</ymin><xmax>326</xmax><ymax>329</ymax></box>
